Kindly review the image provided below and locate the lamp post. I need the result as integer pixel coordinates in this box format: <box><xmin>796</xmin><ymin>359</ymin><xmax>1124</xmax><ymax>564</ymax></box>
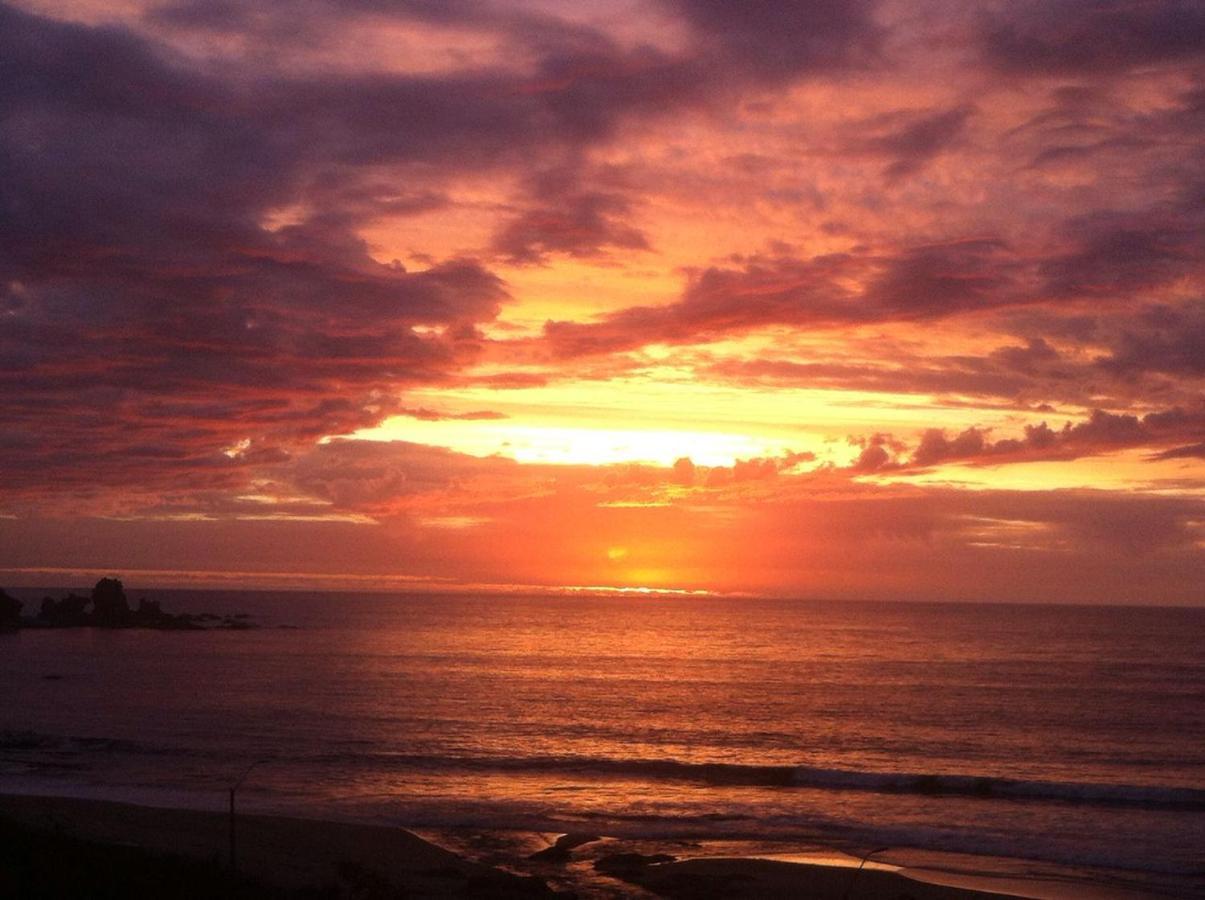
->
<box><xmin>841</xmin><ymin>846</ymin><xmax>890</xmax><ymax>900</ymax></box>
<box><xmin>228</xmin><ymin>759</ymin><xmax>268</xmax><ymax>875</ymax></box>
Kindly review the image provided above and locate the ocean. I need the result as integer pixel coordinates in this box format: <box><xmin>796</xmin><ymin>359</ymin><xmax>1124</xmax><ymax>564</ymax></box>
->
<box><xmin>2</xmin><ymin>590</ymin><xmax>1203</xmax><ymax>896</ymax></box>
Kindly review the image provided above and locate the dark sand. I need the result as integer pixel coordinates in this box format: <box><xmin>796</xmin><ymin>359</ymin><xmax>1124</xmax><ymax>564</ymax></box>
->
<box><xmin>596</xmin><ymin>854</ymin><xmax>1159</xmax><ymax>899</ymax></box>
<box><xmin>0</xmin><ymin>794</ymin><xmax>554</xmax><ymax>897</ymax></box>
<box><xmin>605</xmin><ymin>854</ymin><xmax>1010</xmax><ymax>898</ymax></box>
<box><xmin>0</xmin><ymin>794</ymin><xmax>1162</xmax><ymax>899</ymax></box>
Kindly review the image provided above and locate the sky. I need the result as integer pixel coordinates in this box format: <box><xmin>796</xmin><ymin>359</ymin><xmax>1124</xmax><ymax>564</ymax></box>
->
<box><xmin>1</xmin><ymin>0</ymin><xmax>1203</xmax><ymax>603</ymax></box>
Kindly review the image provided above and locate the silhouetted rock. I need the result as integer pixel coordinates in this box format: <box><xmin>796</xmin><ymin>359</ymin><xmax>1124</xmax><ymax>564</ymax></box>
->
<box><xmin>130</xmin><ymin>597</ymin><xmax>169</xmax><ymax>627</ymax></box>
<box><xmin>137</xmin><ymin>598</ymin><xmax>162</xmax><ymax>617</ymax></box>
<box><xmin>91</xmin><ymin>578</ymin><xmax>131</xmax><ymax>627</ymax></box>
<box><xmin>530</xmin><ymin>833</ymin><xmax>600</xmax><ymax>862</ymax></box>
<box><xmin>0</xmin><ymin>589</ymin><xmax>21</xmax><ymax>631</ymax></box>
<box><xmin>39</xmin><ymin>594</ymin><xmax>90</xmax><ymax>627</ymax></box>
<box><xmin>14</xmin><ymin>578</ymin><xmax>257</xmax><ymax>632</ymax></box>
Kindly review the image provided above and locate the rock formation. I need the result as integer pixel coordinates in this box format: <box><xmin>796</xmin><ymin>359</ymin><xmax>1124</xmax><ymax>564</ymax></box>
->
<box><xmin>91</xmin><ymin>578</ymin><xmax>131</xmax><ymax>627</ymax></box>
<box><xmin>9</xmin><ymin>578</ymin><xmax>258</xmax><ymax>631</ymax></box>
<box><xmin>39</xmin><ymin>594</ymin><xmax>90</xmax><ymax>627</ymax></box>
<box><xmin>0</xmin><ymin>589</ymin><xmax>21</xmax><ymax>631</ymax></box>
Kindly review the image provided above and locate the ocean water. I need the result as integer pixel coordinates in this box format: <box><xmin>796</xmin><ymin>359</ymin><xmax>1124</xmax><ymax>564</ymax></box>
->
<box><xmin>2</xmin><ymin>591</ymin><xmax>1203</xmax><ymax>895</ymax></box>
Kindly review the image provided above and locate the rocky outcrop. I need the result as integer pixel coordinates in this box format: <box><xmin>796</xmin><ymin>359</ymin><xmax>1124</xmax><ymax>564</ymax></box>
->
<box><xmin>91</xmin><ymin>577</ymin><xmax>131</xmax><ymax>627</ymax></box>
<box><xmin>0</xmin><ymin>589</ymin><xmax>21</xmax><ymax>631</ymax></box>
<box><xmin>529</xmin><ymin>833</ymin><xmax>601</xmax><ymax>862</ymax></box>
<box><xmin>38</xmin><ymin>594</ymin><xmax>90</xmax><ymax>627</ymax></box>
<box><xmin>11</xmin><ymin>578</ymin><xmax>258</xmax><ymax>631</ymax></box>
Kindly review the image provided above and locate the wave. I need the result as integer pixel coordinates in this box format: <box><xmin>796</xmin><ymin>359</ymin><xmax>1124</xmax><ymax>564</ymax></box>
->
<box><xmin>786</xmin><ymin>765</ymin><xmax>1205</xmax><ymax>809</ymax></box>
<box><xmin>0</xmin><ymin>727</ymin><xmax>178</xmax><ymax>756</ymax></box>
<box><xmin>6</xmin><ymin>729</ymin><xmax>1202</xmax><ymax>812</ymax></box>
<box><xmin>0</xmin><ymin>730</ymin><xmax>148</xmax><ymax>755</ymax></box>
<box><xmin>314</xmin><ymin>751</ymin><xmax>1205</xmax><ymax>811</ymax></box>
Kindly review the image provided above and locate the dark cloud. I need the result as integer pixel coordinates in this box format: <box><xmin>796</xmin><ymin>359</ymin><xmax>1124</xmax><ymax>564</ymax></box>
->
<box><xmin>704</xmin><ymin>355</ymin><xmax>1041</xmax><ymax>403</ymax></box>
<box><xmin>1151</xmin><ymin>442</ymin><xmax>1205</xmax><ymax>460</ymax></box>
<box><xmin>283</xmin><ymin>439</ymin><xmax>517</xmax><ymax>513</ymax></box>
<box><xmin>912</xmin><ymin>426</ymin><xmax>992</xmax><ymax>468</ymax></box>
<box><xmin>1040</xmin><ymin>214</ymin><xmax>1205</xmax><ymax>302</ymax></box>
<box><xmin>1</xmin><ymin>0</ymin><xmax>1202</xmax><ymax>552</ymax></box>
<box><xmin>543</xmin><ymin>241</ymin><xmax>1020</xmax><ymax>356</ymax></box>
<box><xmin>1097</xmin><ymin>302</ymin><xmax>1205</xmax><ymax>377</ymax></box>
<box><xmin>857</xmin><ymin>105</ymin><xmax>975</xmax><ymax>179</ymax></box>
<box><xmin>990</xmin><ymin>337</ymin><xmax>1061</xmax><ymax>373</ymax></box>
<box><xmin>144</xmin><ymin>0</ymin><xmax>614</xmax><ymax>68</ymax></box>
<box><xmin>703</xmin><ymin>451</ymin><xmax>816</xmax><ymax>486</ymax></box>
<box><xmin>492</xmin><ymin>190</ymin><xmax>650</xmax><ymax>264</ymax></box>
<box><xmin>861</xmin><ymin>239</ymin><xmax>1016</xmax><ymax>316</ymax></box>
<box><xmin>981</xmin><ymin>0</ymin><xmax>1205</xmax><ymax>75</ymax></box>
<box><xmin>848</xmin><ymin>434</ymin><xmax>906</xmax><ymax>474</ymax></box>
<box><xmin>905</xmin><ymin>407</ymin><xmax>1205</xmax><ymax>468</ymax></box>
<box><xmin>0</xmin><ymin>2</ymin><xmax>508</xmax><ymax>495</ymax></box>
<box><xmin>147</xmin><ymin>0</ymin><xmax>483</xmax><ymax>35</ymax></box>
<box><xmin>541</xmin><ymin>253</ymin><xmax>856</xmax><ymax>355</ymax></box>
<box><xmin>667</xmin><ymin>0</ymin><xmax>883</xmax><ymax>78</ymax></box>
<box><xmin>0</xmin><ymin>0</ymin><xmax>900</xmax><ymax>508</ymax></box>
<box><xmin>0</xmin><ymin>0</ymin><xmax>697</xmax><ymax>501</ymax></box>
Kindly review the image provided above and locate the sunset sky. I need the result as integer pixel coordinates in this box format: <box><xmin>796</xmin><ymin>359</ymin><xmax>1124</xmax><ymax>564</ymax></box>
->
<box><xmin>2</xmin><ymin>0</ymin><xmax>1203</xmax><ymax>602</ymax></box>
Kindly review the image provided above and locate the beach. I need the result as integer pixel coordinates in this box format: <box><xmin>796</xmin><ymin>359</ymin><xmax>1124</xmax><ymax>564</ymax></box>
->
<box><xmin>0</xmin><ymin>794</ymin><xmax>1173</xmax><ymax>899</ymax></box>
<box><xmin>2</xmin><ymin>592</ymin><xmax>1201</xmax><ymax>899</ymax></box>
<box><xmin>0</xmin><ymin>793</ymin><xmax>552</xmax><ymax>897</ymax></box>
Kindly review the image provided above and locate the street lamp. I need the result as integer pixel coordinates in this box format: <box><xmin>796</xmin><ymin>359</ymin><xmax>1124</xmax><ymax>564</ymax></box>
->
<box><xmin>841</xmin><ymin>846</ymin><xmax>891</xmax><ymax>900</ymax></box>
<box><xmin>228</xmin><ymin>758</ymin><xmax>269</xmax><ymax>874</ymax></box>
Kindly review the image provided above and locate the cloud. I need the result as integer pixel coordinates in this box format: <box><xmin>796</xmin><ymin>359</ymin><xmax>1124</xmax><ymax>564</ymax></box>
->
<box><xmin>0</xmin><ymin>2</ymin><xmax>588</xmax><ymax>501</ymax></box>
<box><xmin>1152</xmin><ymin>442</ymin><xmax>1205</xmax><ymax>460</ymax></box>
<box><xmin>856</xmin><ymin>104</ymin><xmax>975</xmax><ymax>179</ymax></box>
<box><xmin>543</xmin><ymin>240</ymin><xmax>1023</xmax><ymax>356</ymax></box>
<box><xmin>903</xmin><ymin>407</ymin><xmax>1205</xmax><ymax>469</ymax></box>
<box><xmin>394</xmin><ymin>408</ymin><xmax>508</xmax><ymax>422</ymax></box>
<box><xmin>703</xmin><ymin>355</ymin><xmax>1040</xmax><ymax>404</ymax></box>
<box><xmin>492</xmin><ymin>190</ymin><xmax>650</xmax><ymax>264</ymax></box>
<box><xmin>981</xmin><ymin>0</ymin><xmax>1205</xmax><ymax>75</ymax></box>
<box><xmin>1039</xmin><ymin>213</ymin><xmax>1205</xmax><ymax>302</ymax></box>
<box><xmin>0</xmin><ymin>0</ymin><xmax>906</xmax><ymax>509</ymax></box>
<box><xmin>1097</xmin><ymin>301</ymin><xmax>1205</xmax><ymax>377</ymax></box>
<box><xmin>3</xmin><ymin>430</ymin><xmax>1201</xmax><ymax>602</ymax></box>
<box><xmin>667</xmin><ymin>0</ymin><xmax>883</xmax><ymax>78</ymax></box>
<box><xmin>848</xmin><ymin>434</ymin><xmax>906</xmax><ymax>474</ymax></box>
<box><xmin>0</xmin><ymin>0</ymin><xmax>1202</xmax><ymax>607</ymax></box>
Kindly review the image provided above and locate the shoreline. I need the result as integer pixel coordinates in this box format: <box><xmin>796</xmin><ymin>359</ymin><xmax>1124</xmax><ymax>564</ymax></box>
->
<box><xmin>0</xmin><ymin>793</ymin><xmax>1170</xmax><ymax>899</ymax></box>
<box><xmin>0</xmin><ymin>793</ymin><xmax>556</xmax><ymax>898</ymax></box>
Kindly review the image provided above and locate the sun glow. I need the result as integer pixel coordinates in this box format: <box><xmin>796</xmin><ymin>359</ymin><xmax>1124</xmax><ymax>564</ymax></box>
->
<box><xmin>501</xmin><ymin>425</ymin><xmax>784</xmax><ymax>466</ymax></box>
<box><xmin>350</xmin><ymin>418</ymin><xmax>796</xmax><ymax>467</ymax></box>
<box><xmin>564</xmin><ymin>584</ymin><xmax>714</xmax><ymax>596</ymax></box>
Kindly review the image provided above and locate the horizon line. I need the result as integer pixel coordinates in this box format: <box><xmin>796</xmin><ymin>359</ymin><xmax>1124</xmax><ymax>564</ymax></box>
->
<box><xmin>1</xmin><ymin>566</ymin><xmax>1199</xmax><ymax>608</ymax></box>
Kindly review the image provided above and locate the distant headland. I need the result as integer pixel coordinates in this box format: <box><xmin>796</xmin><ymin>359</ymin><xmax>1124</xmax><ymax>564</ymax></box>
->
<box><xmin>0</xmin><ymin>579</ymin><xmax>254</xmax><ymax>632</ymax></box>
